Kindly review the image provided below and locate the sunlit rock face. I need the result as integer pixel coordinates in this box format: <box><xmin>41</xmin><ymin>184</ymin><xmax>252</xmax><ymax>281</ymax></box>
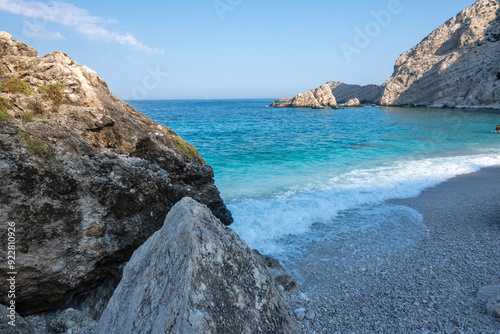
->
<box><xmin>380</xmin><ymin>0</ymin><xmax>500</xmax><ymax>109</ymax></box>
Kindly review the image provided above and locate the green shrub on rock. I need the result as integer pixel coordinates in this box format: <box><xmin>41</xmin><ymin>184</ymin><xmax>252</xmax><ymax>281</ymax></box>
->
<box><xmin>0</xmin><ymin>97</ymin><xmax>13</xmax><ymax>121</ymax></box>
<box><xmin>38</xmin><ymin>83</ymin><xmax>65</xmax><ymax>104</ymax></box>
<box><xmin>169</xmin><ymin>134</ymin><xmax>205</xmax><ymax>164</ymax></box>
<box><xmin>1</xmin><ymin>77</ymin><xmax>32</xmax><ymax>95</ymax></box>
<box><xmin>18</xmin><ymin>131</ymin><xmax>48</xmax><ymax>158</ymax></box>
<box><xmin>20</xmin><ymin>111</ymin><xmax>35</xmax><ymax>124</ymax></box>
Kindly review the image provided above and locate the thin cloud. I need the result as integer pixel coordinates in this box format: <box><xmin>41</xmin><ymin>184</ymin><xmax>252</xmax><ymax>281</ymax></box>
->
<box><xmin>0</xmin><ymin>0</ymin><xmax>164</xmax><ymax>54</ymax></box>
<box><xmin>23</xmin><ymin>22</ymin><xmax>64</xmax><ymax>40</ymax></box>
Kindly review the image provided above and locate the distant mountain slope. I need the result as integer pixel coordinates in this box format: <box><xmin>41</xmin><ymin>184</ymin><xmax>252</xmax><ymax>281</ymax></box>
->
<box><xmin>380</xmin><ymin>0</ymin><xmax>500</xmax><ymax>108</ymax></box>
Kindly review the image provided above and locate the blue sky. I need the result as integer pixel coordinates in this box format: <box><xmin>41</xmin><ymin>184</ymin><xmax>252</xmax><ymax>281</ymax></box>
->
<box><xmin>0</xmin><ymin>0</ymin><xmax>477</xmax><ymax>99</ymax></box>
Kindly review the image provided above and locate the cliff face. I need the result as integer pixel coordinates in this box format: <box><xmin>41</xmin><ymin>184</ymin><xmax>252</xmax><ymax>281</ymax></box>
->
<box><xmin>0</xmin><ymin>32</ymin><xmax>232</xmax><ymax>314</ymax></box>
<box><xmin>380</xmin><ymin>0</ymin><xmax>500</xmax><ymax>108</ymax></box>
<box><xmin>327</xmin><ymin>81</ymin><xmax>382</xmax><ymax>104</ymax></box>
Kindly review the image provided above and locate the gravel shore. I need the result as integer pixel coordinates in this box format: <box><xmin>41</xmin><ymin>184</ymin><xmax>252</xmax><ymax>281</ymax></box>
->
<box><xmin>285</xmin><ymin>166</ymin><xmax>500</xmax><ymax>333</ymax></box>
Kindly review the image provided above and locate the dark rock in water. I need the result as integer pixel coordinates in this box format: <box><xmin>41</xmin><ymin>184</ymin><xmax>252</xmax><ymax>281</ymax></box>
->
<box><xmin>252</xmin><ymin>249</ymin><xmax>299</xmax><ymax>294</ymax></box>
<box><xmin>95</xmin><ymin>198</ymin><xmax>299</xmax><ymax>334</ymax></box>
<box><xmin>0</xmin><ymin>305</ymin><xmax>34</xmax><ymax>334</ymax></box>
<box><xmin>0</xmin><ymin>32</ymin><xmax>232</xmax><ymax>315</ymax></box>
<box><xmin>496</xmin><ymin>124</ymin><xmax>500</xmax><ymax>132</ymax></box>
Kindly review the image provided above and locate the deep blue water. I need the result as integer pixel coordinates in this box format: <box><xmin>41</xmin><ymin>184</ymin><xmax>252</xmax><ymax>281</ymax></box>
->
<box><xmin>129</xmin><ymin>99</ymin><xmax>500</xmax><ymax>255</ymax></box>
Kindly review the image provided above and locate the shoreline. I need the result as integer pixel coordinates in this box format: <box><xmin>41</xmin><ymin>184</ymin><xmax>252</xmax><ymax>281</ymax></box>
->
<box><xmin>286</xmin><ymin>166</ymin><xmax>500</xmax><ymax>333</ymax></box>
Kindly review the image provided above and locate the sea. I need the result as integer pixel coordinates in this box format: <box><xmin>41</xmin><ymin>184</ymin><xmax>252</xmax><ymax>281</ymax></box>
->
<box><xmin>129</xmin><ymin>99</ymin><xmax>500</xmax><ymax>268</ymax></box>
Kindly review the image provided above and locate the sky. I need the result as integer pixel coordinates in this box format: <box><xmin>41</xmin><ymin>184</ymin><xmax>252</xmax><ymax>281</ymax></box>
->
<box><xmin>0</xmin><ymin>0</ymin><xmax>477</xmax><ymax>100</ymax></box>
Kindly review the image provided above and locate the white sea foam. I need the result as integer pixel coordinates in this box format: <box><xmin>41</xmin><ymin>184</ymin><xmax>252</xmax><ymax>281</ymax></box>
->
<box><xmin>229</xmin><ymin>152</ymin><xmax>500</xmax><ymax>254</ymax></box>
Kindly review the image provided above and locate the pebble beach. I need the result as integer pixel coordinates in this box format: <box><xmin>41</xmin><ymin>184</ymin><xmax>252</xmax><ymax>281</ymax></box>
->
<box><xmin>286</xmin><ymin>166</ymin><xmax>500</xmax><ymax>333</ymax></box>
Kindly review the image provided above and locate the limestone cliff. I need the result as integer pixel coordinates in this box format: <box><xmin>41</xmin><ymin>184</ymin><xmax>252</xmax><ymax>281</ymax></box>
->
<box><xmin>327</xmin><ymin>81</ymin><xmax>382</xmax><ymax>104</ymax></box>
<box><xmin>380</xmin><ymin>0</ymin><xmax>500</xmax><ymax>108</ymax></box>
<box><xmin>0</xmin><ymin>32</ymin><xmax>232</xmax><ymax>314</ymax></box>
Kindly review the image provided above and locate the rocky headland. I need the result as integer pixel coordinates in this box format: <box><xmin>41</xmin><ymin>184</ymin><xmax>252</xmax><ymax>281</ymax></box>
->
<box><xmin>271</xmin><ymin>0</ymin><xmax>500</xmax><ymax>110</ymax></box>
<box><xmin>380</xmin><ymin>0</ymin><xmax>500</xmax><ymax>108</ymax></box>
<box><xmin>270</xmin><ymin>83</ymin><xmax>339</xmax><ymax>109</ymax></box>
<box><xmin>0</xmin><ymin>31</ymin><xmax>235</xmax><ymax>315</ymax></box>
<box><xmin>270</xmin><ymin>82</ymin><xmax>381</xmax><ymax>109</ymax></box>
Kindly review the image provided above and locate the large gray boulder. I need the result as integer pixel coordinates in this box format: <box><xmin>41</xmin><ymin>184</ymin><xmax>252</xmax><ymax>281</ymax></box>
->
<box><xmin>95</xmin><ymin>198</ymin><xmax>299</xmax><ymax>334</ymax></box>
<box><xmin>0</xmin><ymin>32</ymin><xmax>232</xmax><ymax>314</ymax></box>
<box><xmin>380</xmin><ymin>0</ymin><xmax>500</xmax><ymax>109</ymax></box>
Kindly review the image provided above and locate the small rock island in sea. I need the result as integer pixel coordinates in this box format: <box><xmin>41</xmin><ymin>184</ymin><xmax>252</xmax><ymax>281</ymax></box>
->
<box><xmin>0</xmin><ymin>32</ymin><xmax>299</xmax><ymax>333</ymax></box>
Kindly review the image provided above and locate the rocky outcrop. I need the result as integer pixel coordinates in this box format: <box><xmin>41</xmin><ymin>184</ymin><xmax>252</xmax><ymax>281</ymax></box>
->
<box><xmin>0</xmin><ymin>32</ymin><xmax>37</xmax><ymax>57</ymax></box>
<box><xmin>270</xmin><ymin>83</ymin><xmax>338</xmax><ymax>109</ymax></box>
<box><xmin>95</xmin><ymin>198</ymin><xmax>299</xmax><ymax>334</ymax></box>
<box><xmin>252</xmin><ymin>249</ymin><xmax>299</xmax><ymax>294</ymax></box>
<box><xmin>270</xmin><ymin>82</ymin><xmax>381</xmax><ymax>109</ymax></box>
<box><xmin>380</xmin><ymin>0</ymin><xmax>500</xmax><ymax>109</ymax></box>
<box><xmin>340</xmin><ymin>97</ymin><xmax>364</xmax><ymax>108</ymax></box>
<box><xmin>327</xmin><ymin>81</ymin><xmax>382</xmax><ymax>104</ymax></box>
<box><xmin>0</xmin><ymin>32</ymin><xmax>232</xmax><ymax>314</ymax></box>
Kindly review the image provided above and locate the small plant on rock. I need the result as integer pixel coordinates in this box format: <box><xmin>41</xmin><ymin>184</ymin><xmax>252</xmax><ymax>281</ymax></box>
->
<box><xmin>20</xmin><ymin>111</ymin><xmax>35</xmax><ymax>124</ymax></box>
<box><xmin>169</xmin><ymin>134</ymin><xmax>205</xmax><ymax>164</ymax></box>
<box><xmin>18</xmin><ymin>131</ymin><xmax>49</xmax><ymax>158</ymax></box>
<box><xmin>1</xmin><ymin>77</ymin><xmax>32</xmax><ymax>95</ymax></box>
<box><xmin>0</xmin><ymin>97</ymin><xmax>13</xmax><ymax>121</ymax></box>
<box><xmin>34</xmin><ymin>102</ymin><xmax>45</xmax><ymax>115</ymax></box>
<box><xmin>0</xmin><ymin>106</ymin><xmax>11</xmax><ymax>122</ymax></box>
<box><xmin>38</xmin><ymin>83</ymin><xmax>65</xmax><ymax>105</ymax></box>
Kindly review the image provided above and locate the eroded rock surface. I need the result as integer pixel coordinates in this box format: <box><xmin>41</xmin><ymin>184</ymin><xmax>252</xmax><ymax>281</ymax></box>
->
<box><xmin>95</xmin><ymin>198</ymin><xmax>299</xmax><ymax>334</ymax></box>
<box><xmin>380</xmin><ymin>0</ymin><xmax>500</xmax><ymax>108</ymax></box>
<box><xmin>327</xmin><ymin>81</ymin><xmax>381</xmax><ymax>104</ymax></box>
<box><xmin>0</xmin><ymin>32</ymin><xmax>232</xmax><ymax>314</ymax></box>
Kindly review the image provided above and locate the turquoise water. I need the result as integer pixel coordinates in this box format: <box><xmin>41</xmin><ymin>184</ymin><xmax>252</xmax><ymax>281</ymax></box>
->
<box><xmin>129</xmin><ymin>100</ymin><xmax>500</xmax><ymax>255</ymax></box>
